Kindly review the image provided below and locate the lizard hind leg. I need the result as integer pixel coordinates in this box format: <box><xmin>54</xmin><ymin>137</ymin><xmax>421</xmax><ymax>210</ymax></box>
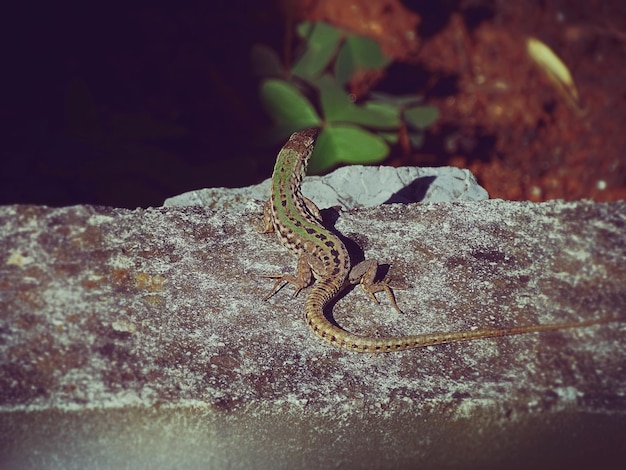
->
<box><xmin>349</xmin><ymin>259</ymin><xmax>406</xmax><ymax>314</ymax></box>
<box><xmin>262</xmin><ymin>255</ymin><xmax>313</xmax><ymax>300</ymax></box>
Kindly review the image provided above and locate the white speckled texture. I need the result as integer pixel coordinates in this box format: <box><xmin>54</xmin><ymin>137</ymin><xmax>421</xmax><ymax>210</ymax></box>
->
<box><xmin>163</xmin><ymin>165</ymin><xmax>488</xmax><ymax>210</ymax></box>
<box><xmin>1</xmin><ymin>199</ymin><xmax>625</xmax><ymax>469</ymax></box>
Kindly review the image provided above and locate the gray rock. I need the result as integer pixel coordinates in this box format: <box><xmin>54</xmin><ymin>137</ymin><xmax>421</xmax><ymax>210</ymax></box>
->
<box><xmin>1</xmin><ymin>199</ymin><xmax>625</xmax><ymax>469</ymax></box>
<box><xmin>163</xmin><ymin>165</ymin><xmax>489</xmax><ymax>210</ymax></box>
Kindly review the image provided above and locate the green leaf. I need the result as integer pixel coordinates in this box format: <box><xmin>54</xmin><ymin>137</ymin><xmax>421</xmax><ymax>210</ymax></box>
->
<box><xmin>334</xmin><ymin>43</ymin><xmax>355</xmax><ymax>86</ymax></box>
<box><xmin>379</xmin><ymin>131</ymin><xmax>399</xmax><ymax>144</ymax></box>
<box><xmin>259</xmin><ymin>79</ymin><xmax>321</xmax><ymax>128</ymax></box>
<box><xmin>335</xmin><ymin>35</ymin><xmax>391</xmax><ymax>84</ymax></box>
<box><xmin>369</xmin><ymin>91</ymin><xmax>425</xmax><ymax>108</ymax></box>
<box><xmin>250</xmin><ymin>43</ymin><xmax>284</xmax><ymax>78</ymax></box>
<box><xmin>309</xmin><ymin>124</ymin><xmax>389</xmax><ymax>173</ymax></box>
<box><xmin>292</xmin><ymin>22</ymin><xmax>342</xmax><ymax>81</ymax></box>
<box><xmin>359</xmin><ymin>102</ymin><xmax>401</xmax><ymax>129</ymax></box>
<box><xmin>295</xmin><ymin>21</ymin><xmax>314</xmax><ymax>39</ymax></box>
<box><xmin>404</xmin><ymin>106</ymin><xmax>439</xmax><ymax>130</ymax></box>
<box><xmin>317</xmin><ymin>75</ymin><xmax>399</xmax><ymax>129</ymax></box>
<box><xmin>316</xmin><ymin>75</ymin><xmax>353</xmax><ymax>121</ymax></box>
<box><xmin>408</xmin><ymin>132</ymin><xmax>425</xmax><ymax>148</ymax></box>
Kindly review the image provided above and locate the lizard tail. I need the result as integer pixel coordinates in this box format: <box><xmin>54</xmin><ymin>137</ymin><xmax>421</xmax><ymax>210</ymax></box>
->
<box><xmin>305</xmin><ymin>284</ymin><xmax>621</xmax><ymax>352</ymax></box>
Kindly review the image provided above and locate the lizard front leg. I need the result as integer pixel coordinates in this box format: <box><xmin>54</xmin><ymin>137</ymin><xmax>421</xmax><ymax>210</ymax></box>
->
<box><xmin>258</xmin><ymin>200</ymin><xmax>275</xmax><ymax>234</ymax></box>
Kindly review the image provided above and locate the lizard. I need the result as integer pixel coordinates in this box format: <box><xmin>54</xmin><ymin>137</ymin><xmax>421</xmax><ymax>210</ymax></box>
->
<box><xmin>260</xmin><ymin>128</ymin><xmax>620</xmax><ymax>352</ymax></box>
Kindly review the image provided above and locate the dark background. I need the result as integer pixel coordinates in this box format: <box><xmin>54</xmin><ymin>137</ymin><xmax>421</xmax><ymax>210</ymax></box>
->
<box><xmin>2</xmin><ymin>2</ymin><xmax>283</xmax><ymax>208</ymax></box>
<box><xmin>2</xmin><ymin>1</ymin><xmax>625</xmax><ymax>208</ymax></box>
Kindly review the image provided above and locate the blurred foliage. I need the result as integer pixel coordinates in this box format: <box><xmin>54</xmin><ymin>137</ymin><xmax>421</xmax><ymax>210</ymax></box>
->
<box><xmin>252</xmin><ymin>21</ymin><xmax>439</xmax><ymax>173</ymax></box>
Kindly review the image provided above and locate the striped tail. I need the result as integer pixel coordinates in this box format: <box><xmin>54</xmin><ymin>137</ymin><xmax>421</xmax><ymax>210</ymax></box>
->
<box><xmin>304</xmin><ymin>283</ymin><xmax>622</xmax><ymax>353</ymax></box>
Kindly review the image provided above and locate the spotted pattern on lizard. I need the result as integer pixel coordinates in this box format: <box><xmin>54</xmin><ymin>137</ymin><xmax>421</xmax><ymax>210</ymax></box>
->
<box><xmin>260</xmin><ymin>128</ymin><xmax>621</xmax><ymax>352</ymax></box>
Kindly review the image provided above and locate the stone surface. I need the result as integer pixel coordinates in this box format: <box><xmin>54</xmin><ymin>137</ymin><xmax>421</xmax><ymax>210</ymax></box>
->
<box><xmin>1</xmin><ymin>199</ymin><xmax>625</xmax><ymax>469</ymax></box>
<box><xmin>163</xmin><ymin>165</ymin><xmax>488</xmax><ymax>210</ymax></box>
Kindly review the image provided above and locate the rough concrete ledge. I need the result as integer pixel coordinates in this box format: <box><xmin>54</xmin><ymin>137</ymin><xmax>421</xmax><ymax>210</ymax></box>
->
<box><xmin>1</xmin><ymin>199</ymin><xmax>625</xmax><ymax>469</ymax></box>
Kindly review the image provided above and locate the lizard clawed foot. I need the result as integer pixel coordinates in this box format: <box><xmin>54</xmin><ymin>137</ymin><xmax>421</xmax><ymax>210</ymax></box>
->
<box><xmin>349</xmin><ymin>260</ymin><xmax>406</xmax><ymax>314</ymax></box>
<box><xmin>361</xmin><ymin>277</ymin><xmax>405</xmax><ymax>314</ymax></box>
<box><xmin>262</xmin><ymin>273</ymin><xmax>309</xmax><ymax>300</ymax></box>
<box><xmin>262</xmin><ymin>255</ymin><xmax>315</xmax><ymax>300</ymax></box>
